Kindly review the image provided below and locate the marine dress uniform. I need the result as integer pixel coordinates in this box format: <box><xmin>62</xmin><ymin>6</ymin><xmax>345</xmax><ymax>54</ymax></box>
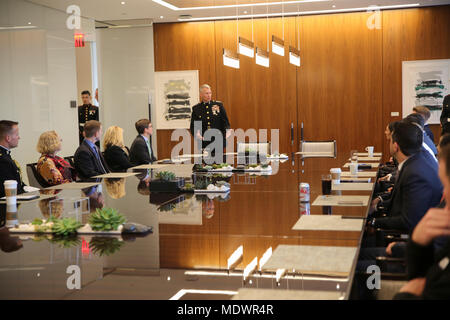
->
<box><xmin>190</xmin><ymin>100</ymin><xmax>231</xmax><ymax>150</ymax></box>
<box><xmin>78</xmin><ymin>104</ymin><xmax>99</xmax><ymax>147</ymax></box>
<box><xmin>0</xmin><ymin>146</ymin><xmax>25</xmax><ymax>198</ymax></box>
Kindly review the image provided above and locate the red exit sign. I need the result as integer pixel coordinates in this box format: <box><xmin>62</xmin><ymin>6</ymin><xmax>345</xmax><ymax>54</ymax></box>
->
<box><xmin>74</xmin><ymin>33</ymin><xmax>85</xmax><ymax>47</ymax></box>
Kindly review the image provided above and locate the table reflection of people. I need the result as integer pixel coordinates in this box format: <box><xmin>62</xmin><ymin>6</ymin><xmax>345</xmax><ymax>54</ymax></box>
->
<box><xmin>38</xmin><ymin>197</ymin><xmax>64</xmax><ymax>219</ymax></box>
<box><xmin>0</xmin><ymin>204</ymin><xmax>23</xmax><ymax>253</ymax></box>
<box><xmin>202</xmin><ymin>199</ymin><xmax>215</xmax><ymax>219</ymax></box>
<box><xmin>105</xmin><ymin>178</ymin><xmax>126</xmax><ymax>199</ymax></box>
<box><xmin>82</xmin><ymin>186</ymin><xmax>105</xmax><ymax>212</ymax></box>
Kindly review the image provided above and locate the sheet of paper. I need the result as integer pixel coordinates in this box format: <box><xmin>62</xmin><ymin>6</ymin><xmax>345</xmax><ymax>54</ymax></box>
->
<box><xmin>131</xmin><ymin>164</ymin><xmax>171</xmax><ymax>170</ymax></box>
<box><xmin>93</xmin><ymin>172</ymin><xmax>138</xmax><ymax>178</ymax></box>
<box><xmin>340</xmin><ymin>177</ymin><xmax>372</xmax><ymax>182</ymax></box>
<box><xmin>312</xmin><ymin>195</ymin><xmax>369</xmax><ymax>206</ymax></box>
<box><xmin>341</xmin><ymin>171</ymin><xmax>377</xmax><ymax>177</ymax></box>
<box><xmin>332</xmin><ymin>182</ymin><xmax>374</xmax><ymax>191</ymax></box>
<box><xmin>262</xmin><ymin>245</ymin><xmax>358</xmax><ymax>277</ymax></box>
<box><xmin>292</xmin><ymin>215</ymin><xmax>364</xmax><ymax>232</ymax></box>
<box><xmin>356</xmin><ymin>152</ymin><xmax>382</xmax><ymax>156</ymax></box>
<box><xmin>343</xmin><ymin>163</ymin><xmax>379</xmax><ymax>168</ymax></box>
<box><xmin>347</xmin><ymin>157</ymin><xmax>381</xmax><ymax>162</ymax></box>
<box><xmin>232</xmin><ymin>288</ymin><xmax>344</xmax><ymax>300</ymax></box>
<box><xmin>45</xmin><ymin>182</ymin><xmax>100</xmax><ymax>190</ymax></box>
<box><xmin>0</xmin><ymin>193</ymin><xmax>57</xmax><ymax>204</ymax></box>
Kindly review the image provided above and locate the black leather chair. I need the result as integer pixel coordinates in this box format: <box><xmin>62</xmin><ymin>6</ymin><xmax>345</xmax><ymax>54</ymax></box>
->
<box><xmin>26</xmin><ymin>163</ymin><xmax>51</xmax><ymax>189</ymax></box>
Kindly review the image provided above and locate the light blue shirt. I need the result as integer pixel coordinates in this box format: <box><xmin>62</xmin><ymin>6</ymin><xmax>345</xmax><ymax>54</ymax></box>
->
<box><xmin>84</xmin><ymin>139</ymin><xmax>98</xmax><ymax>155</ymax></box>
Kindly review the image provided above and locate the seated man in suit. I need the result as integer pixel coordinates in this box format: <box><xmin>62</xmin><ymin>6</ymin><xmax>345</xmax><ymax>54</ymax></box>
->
<box><xmin>129</xmin><ymin>119</ymin><xmax>157</xmax><ymax>166</ymax></box>
<box><xmin>405</xmin><ymin>113</ymin><xmax>437</xmax><ymax>159</ymax></box>
<box><xmin>370</xmin><ymin>121</ymin><xmax>442</xmax><ymax>232</ymax></box>
<box><xmin>0</xmin><ymin>120</ymin><xmax>26</xmax><ymax>197</ymax></box>
<box><xmin>394</xmin><ymin>144</ymin><xmax>450</xmax><ymax>299</ymax></box>
<box><xmin>74</xmin><ymin>120</ymin><xmax>110</xmax><ymax>180</ymax></box>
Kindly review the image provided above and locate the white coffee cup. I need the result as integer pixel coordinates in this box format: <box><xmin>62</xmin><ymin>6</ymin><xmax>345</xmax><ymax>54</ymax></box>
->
<box><xmin>365</xmin><ymin>146</ymin><xmax>374</xmax><ymax>157</ymax></box>
<box><xmin>4</xmin><ymin>180</ymin><xmax>18</xmax><ymax>205</ymax></box>
<box><xmin>349</xmin><ymin>163</ymin><xmax>358</xmax><ymax>176</ymax></box>
<box><xmin>330</xmin><ymin>168</ymin><xmax>342</xmax><ymax>184</ymax></box>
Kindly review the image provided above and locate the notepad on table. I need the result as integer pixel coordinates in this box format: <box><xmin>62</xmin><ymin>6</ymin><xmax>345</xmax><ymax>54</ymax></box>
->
<box><xmin>292</xmin><ymin>215</ymin><xmax>364</xmax><ymax>232</ymax></box>
<box><xmin>262</xmin><ymin>245</ymin><xmax>358</xmax><ymax>277</ymax></box>
<box><xmin>332</xmin><ymin>182</ymin><xmax>374</xmax><ymax>191</ymax></box>
<box><xmin>312</xmin><ymin>195</ymin><xmax>369</xmax><ymax>206</ymax></box>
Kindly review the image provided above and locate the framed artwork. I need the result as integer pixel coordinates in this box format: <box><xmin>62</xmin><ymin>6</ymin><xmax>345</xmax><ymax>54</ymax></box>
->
<box><xmin>402</xmin><ymin>59</ymin><xmax>450</xmax><ymax>124</ymax></box>
<box><xmin>154</xmin><ymin>70</ymin><xmax>199</xmax><ymax>129</ymax></box>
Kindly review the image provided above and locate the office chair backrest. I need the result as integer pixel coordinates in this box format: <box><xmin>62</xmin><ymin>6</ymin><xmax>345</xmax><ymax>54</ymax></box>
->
<box><xmin>299</xmin><ymin>140</ymin><xmax>337</xmax><ymax>158</ymax></box>
<box><xmin>26</xmin><ymin>163</ymin><xmax>50</xmax><ymax>188</ymax></box>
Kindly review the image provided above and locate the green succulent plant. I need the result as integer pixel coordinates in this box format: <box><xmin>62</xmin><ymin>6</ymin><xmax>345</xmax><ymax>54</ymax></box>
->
<box><xmin>88</xmin><ymin>208</ymin><xmax>126</xmax><ymax>231</ymax></box>
<box><xmin>51</xmin><ymin>218</ymin><xmax>82</xmax><ymax>236</ymax></box>
<box><xmin>155</xmin><ymin>171</ymin><xmax>176</xmax><ymax>181</ymax></box>
<box><xmin>184</xmin><ymin>183</ymin><xmax>194</xmax><ymax>191</ymax></box>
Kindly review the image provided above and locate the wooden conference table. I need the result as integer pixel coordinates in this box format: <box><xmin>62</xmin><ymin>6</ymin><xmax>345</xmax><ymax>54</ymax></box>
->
<box><xmin>0</xmin><ymin>152</ymin><xmax>381</xmax><ymax>300</ymax></box>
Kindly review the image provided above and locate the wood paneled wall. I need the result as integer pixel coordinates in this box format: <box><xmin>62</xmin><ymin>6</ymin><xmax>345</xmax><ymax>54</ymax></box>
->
<box><xmin>153</xmin><ymin>6</ymin><xmax>450</xmax><ymax>159</ymax></box>
<box><xmin>382</xmin><ymin>7</ymin><xmax>450</xmax><ymax>153</ymax></box>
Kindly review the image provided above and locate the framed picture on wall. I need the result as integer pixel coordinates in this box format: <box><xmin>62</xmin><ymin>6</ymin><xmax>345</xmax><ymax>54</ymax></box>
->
<box><xmin>402</xmin><ymin>59</ymin><xmax>450</xmax><ymax>124</ymax></box>
<box><xmin>154</xmin><ymin>70</ymin><xmax>199</xmax><ymax>129</ymax></box>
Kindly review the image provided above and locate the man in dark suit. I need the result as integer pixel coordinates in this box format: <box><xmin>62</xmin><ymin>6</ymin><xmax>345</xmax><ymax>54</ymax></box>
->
<box><xmin>74</xmin><ymin>120</ymin><xmax>109</xmax><ymax>180</ymax></box>
<box><xmin>370</xmin><ymin>122</ymin><xmax>442</xmax><ymax>232</ymax></box>
<box><xmin>394</xmin><ymin>144</ymin><xmax>450</xmax><ymax>299</ymax></box>
<box><xmin>440</xmin><ymin>94</ymin><xmax>450</xmax><ymax>134</ymax></box>
<box><xmin>0</xmin><ymin>121</ymin><xmax>26</xmax><ymax>198</ymax></box>
<box><xmin>129</xmin><ymin>119</ymin><xmax>157</xmax><ymax>166</ymax></box>
<box><xmin>190</xmin><ymin>84</ymin><xmax>231</xmax><ymax>152</ymax></box>
<box><xmin>404</xmin><ymin>113</ymin><xmax>437</xmax><ymax>159</ymax></box>
<box><xmin>78</xmin><ymin>90</ymin><xmax>99</xmax><ymax>147</ymax></box>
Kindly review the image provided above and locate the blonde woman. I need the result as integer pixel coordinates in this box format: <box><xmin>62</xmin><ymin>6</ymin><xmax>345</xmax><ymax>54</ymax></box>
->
<box><xmin>36</xmin><ymin>131</ymin><xmax>75</xmax><ymax>185</ymax></box>
<box><xmin>103</xmin><ymin>126</ymin><xmax>132</xmax><ymax>172</ymax></box>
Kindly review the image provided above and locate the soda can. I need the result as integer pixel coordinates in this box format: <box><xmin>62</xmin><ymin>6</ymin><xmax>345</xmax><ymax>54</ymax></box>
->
<box><xmin>300</xmin><ymin>202</ymin><xmax>310</xmax><ymax>215</ymax></box>
<box><xmin>299</xmin><ymin>183</ymin><xmax>310</xmax><ymax>203</ymax></box>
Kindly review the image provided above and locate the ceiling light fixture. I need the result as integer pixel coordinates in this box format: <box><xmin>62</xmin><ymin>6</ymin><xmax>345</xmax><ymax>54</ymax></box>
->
<box><xmin>153</xmin><ymin>0</ymin><xmax>331</xmax><ymax>11</ymax></box>
<box><xmin>238</xmin><ymin>36</ymin><xmax>255</xmax><ymax>58</ymax></box>
<box><xmin>272</xmin><ymin>35</ymin><xmax>285</xmax><ymax>56</ymax></box>
<box><xmin>121</xmin><ymin>1</ymin><xmax>125</xmax><ymax>4</ymax></box>
<box><xmin>256</xmin><ymin>47</ymin><xmax>270</xmax><ymax>68</ymax></box>
<box><xmin>289</xmin><ymin>46</ymin><xmax>301</xmax><ymax>66</ymax></box>
<box><xmin>174</xmin><ymin>3</ymin><xmax>420</xmax><ymax>22</ymax></box>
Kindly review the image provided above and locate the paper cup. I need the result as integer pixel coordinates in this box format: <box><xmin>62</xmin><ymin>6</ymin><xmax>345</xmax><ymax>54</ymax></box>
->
<box><xmin>349</xmin><ymin>163</ymin><xmax>358</xmax><ymax>176</ymax></box>
<box><xmin>365</xmin><ymin>146</ymin><xmax>374</xmax><ymax>157</ymax></box>
<box><xmin>330</xmin><ymin>168</ymin><xmax>342</xmax><ymax>184</ymax></box>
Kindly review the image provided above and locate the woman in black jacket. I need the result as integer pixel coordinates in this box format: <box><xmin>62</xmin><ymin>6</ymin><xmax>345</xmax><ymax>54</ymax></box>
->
<box><xmin>103</xmin><ymin>126</ymin><xmax>133</xmax><ymax>172</ymax></box>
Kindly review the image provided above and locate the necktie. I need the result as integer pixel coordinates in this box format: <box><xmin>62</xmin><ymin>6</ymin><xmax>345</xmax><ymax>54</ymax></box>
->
<box><xmin>93</xmin><ymin>145</ymin><xmax>107</xmax><ymax>174</ymax></box>
<box><xmin>146</xmin><ymin>139</ymin><xmax>153</xmax><ymax>161</ymax></box>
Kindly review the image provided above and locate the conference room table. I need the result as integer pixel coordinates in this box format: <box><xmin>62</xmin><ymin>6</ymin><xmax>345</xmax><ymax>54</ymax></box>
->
<box><xmin>0</xmin><ymin>152</ymin><xmax>381</xmax><ymax>300</ymax></box>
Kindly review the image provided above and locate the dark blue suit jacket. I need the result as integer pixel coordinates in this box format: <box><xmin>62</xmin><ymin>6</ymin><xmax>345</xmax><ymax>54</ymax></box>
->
<box><xmin>424</xmin><ymin>133</ymin><xmax>437</xmax><ymax>156</ymax></box>
<box><xmin>424</xmin><ymin>125</ymin><xmax>435</xmax><ymax>145</ymax></box>
<box><xmin>374</xmin><ymin>150</ymin><xmax>442</xmax><ymax>232</ymax></box>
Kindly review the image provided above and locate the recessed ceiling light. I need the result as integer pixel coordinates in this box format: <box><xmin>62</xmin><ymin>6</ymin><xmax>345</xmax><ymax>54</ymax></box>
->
<box><xmin>160</xmin><ymin>16</ymin><xmax>164</xmax><ymax>19</ymax></box>
<box><xmin>243</xmin><ymin>10</ymin><xmax>248</xmax><ymax>14</ymax></box>
<box><xmin>332</xmin><ymin>5</ymin><xmax>336</xmax><ymax>8</ymax></box>
<box><xmin>121</xmin><ymin>1</ymin><xmax>125</xmax><ymax>4</ymax></box>
<box><xmin>28</xmin><ymin>22</ymin><xmax>31</xmax><ymax>24</ymax></box>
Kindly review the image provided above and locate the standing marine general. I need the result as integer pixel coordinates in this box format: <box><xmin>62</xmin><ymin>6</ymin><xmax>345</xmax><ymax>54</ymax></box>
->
<box><xmin>78</xmin><ymin>90</ymin><xmax>100</xmax><ymax>147</ymax></box>
<box><xmin>190</xmin><ymin>84</ymin><xmax>231</xmax><ymax>151</ymax></box>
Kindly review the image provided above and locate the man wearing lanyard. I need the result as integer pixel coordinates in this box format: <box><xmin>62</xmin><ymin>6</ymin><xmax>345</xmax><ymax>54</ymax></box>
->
<box><xmin>74</xmin><ymin>120</ymin><xmax>109</xmax><ymax>180</ymax></box>
<box><xmin>130</xmin><ymin>119</ymin><xmax>157</xmax><ymax>166</ymax></box>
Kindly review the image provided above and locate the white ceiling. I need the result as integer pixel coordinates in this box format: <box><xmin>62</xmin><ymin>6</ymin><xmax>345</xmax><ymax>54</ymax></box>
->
<box><xmin>27</xmin><ymin>0</ymin><xmax>450</xmax><ymax>24</ymax></box>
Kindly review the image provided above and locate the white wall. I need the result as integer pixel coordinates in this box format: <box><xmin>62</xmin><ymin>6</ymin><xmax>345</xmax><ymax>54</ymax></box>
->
<box><xmin>96</xmin><ymin>26</ymin><xmax>156</xmax><ymax>154</ymax></box>
<box><xmin>0</xmin><ymin>0</ymin><xmax>79</xmax><ymax>184</ymax></box>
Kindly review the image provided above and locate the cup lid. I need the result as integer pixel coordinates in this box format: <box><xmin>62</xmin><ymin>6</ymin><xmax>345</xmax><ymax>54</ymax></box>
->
<box><xmin>330</xmin><ymin>168</ymin><xmax>342</xmax><ymax>173</ymax></box>
<box><xmin>4</xmin><ymin>180</ymin><xmax>18</xmax><ymax>186</ymax></box>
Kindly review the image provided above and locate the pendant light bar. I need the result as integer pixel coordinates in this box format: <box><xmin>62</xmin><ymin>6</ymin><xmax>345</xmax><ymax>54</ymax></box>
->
<box><xmin>272</xmin><ymin>35</ymin><xmax>285</xmax><ymax>56</ymax></box>
<box><xmin>289</xmin><ymin>46</ymin><xmax>300</xmax><ymax>66</ymax></box>
<box><xmin>255</xmin><ymin>47</ymin><xmax>270</xmax><ymax>68</ymax></box>
<box><xmin>238</xmin><ymin>36</ymin><xmax>255</xmax><ymax>58</ymax></box>
<box><xmin>223</xmin><ymin>48</ymin><xmax>240</xmax><ymax>69</ymax></box>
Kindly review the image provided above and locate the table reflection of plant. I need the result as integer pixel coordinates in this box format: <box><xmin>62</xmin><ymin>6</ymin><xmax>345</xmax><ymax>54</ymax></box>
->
<box><xmin>48</xmin><ymin>235</ymin><xmax>81</xmax><ymax>249</ymax></box>
<box><xmin>89</xmin><ymin>237</ymin><xmax>124</xmax><ymax>256</ymax></box>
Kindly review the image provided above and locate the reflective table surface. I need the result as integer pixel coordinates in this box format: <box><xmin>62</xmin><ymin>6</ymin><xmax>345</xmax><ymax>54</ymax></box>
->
<box><xmin>0</xmin><ymin>154</ymin><xmax>379</xmax><ymax>300</ymax></box>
